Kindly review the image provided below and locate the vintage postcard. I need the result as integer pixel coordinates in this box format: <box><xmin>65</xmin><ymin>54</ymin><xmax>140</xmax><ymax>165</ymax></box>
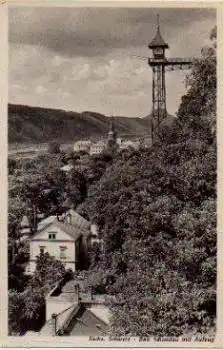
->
<box><xmin>1</xmin><ymin>0</ymin><xmax>221</xmax><ymax>348</ymax></box>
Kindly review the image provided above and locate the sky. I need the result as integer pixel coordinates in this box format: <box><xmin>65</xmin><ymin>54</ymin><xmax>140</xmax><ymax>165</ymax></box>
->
<box><xmin>9</xmin><ymin>7</ymin><xmax>216</xmax><ymax>118</ymax></box>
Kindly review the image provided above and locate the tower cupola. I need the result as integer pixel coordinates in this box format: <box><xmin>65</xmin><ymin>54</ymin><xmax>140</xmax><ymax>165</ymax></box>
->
<box><xmin>148</xmin><ymin>15</ymin><xmax>169</xmax><ymax>58</ymax></box>
<box><xmin>20</xmin><ymin>215</ymin><xmax>31</xmax><ymax>235</ymax></box>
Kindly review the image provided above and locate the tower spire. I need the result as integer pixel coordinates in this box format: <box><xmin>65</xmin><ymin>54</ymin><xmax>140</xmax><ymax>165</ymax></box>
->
<box><xmin>107</xmin><ymin>116</ymin><xmax>117</xmax><ymax>149</ymax></box>
<box><xmin>148</xmin><ymin>15</ymin><xmax>169</xmax><ymax>49</ymax></box>
<box><xmin>109</xmin><ymin>116</ymin><xmax>114</xmax><ymax>132</ymax></box>
<box><xmin>157</xmin><ymin>14</ymin><xmax>160</xmax><ymax>31</ymax></box>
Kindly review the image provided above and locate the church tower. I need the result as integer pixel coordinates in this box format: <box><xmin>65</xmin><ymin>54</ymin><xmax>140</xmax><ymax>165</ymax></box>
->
<box><xmin>107</xmin><ymin>117</ymin><xmax>118</xmax><ymax>149</ymax></box>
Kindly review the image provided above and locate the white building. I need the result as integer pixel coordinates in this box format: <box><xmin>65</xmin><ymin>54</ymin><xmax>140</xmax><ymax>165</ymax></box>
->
<box><xmin>119</xmin><ymin>140</ymin><xmax>140</xmax><ymax>150</ymax></box>
<box><xmin>89</xmin><ymin>141</ymin><xmax>106</xmax><ymax>155</ymax></box>
<box><xmin>73</xmin><ymin>141</ymin><xmax>91</xmax><ymax>153</ymax></box>
<box><xmin>26</xmin><ymin>210</ymin><xmax>91</xmax><ymax>274</ymax></box>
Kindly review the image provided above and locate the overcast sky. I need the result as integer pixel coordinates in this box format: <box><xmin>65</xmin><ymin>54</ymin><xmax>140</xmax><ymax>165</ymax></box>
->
<box><xmin>9</xmin><ymin>7</ymin><xmax>216</xmax><ymax>118</ymax></box>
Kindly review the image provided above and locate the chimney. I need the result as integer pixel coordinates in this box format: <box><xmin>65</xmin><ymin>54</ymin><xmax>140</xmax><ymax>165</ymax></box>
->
<box><xmin>67</xmin><ymin>212</ymin><xmax>72</xmax><ymax>224</ymax></box>
<box><xmin>51</xmin><ymin>313</ymin><xmax>57</xmax><ymax>336</ymax></box>
<box><xmin>75</xmin><ymin>284</ymin><xmax>80</xmax><ymax>302</ymax></box>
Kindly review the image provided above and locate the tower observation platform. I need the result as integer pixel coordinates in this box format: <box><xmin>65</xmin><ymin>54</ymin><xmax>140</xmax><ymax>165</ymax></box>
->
<box><xmin>148</xmin><ymin>15</ymin><xmax>192</xmax><ymax>144</ymax></box>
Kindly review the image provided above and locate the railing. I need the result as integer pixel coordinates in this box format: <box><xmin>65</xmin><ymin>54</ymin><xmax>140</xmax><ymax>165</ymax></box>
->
<box><xmin>148</xmin><ymin>57</ymin><xmax>193</xmax><ymax>66</ymax></box>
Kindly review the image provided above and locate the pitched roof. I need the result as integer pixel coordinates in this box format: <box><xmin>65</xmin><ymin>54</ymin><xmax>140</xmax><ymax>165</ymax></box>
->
<box><xmin>39</xmin><ymin>304</ymin><xmax>109</xmax><ymax>336</ymax></box>
<box><xmin>20</xmin><ymin>215</ymin><xmax>30</xmax><ymax>228</ymax></box>
<box><xmin>51</xmin><ymin>220</ymin><xmax>84</xmax><ymax>241</ymax></box>
<box><xmin>33</xmin><ymin>210</ymin><xmax>90</xmax><ymax>241</ymax></box>
<box><xmin>37</xmin><ymin>215</ymin><xmax>56</xmax><ymax>231</ymax></box>
<box><xmin>68</xmin><ymin>209</ymin><xmax>90</xmax><ymax>230</ymax></box>
<box><xmin>90</xmin><ymin>307</ymin><xmax>111</xmax><ymax>325</ymax></box>
<box><xmin>148</xmin><ymin>27</ymin><xmax>169</xmax><ymax>49</ymax></box>
<box><xmin>40</xmin><ymin>304</ymin><xmax>80</xmax><ymax>336</ymax></box>
<box><xmin>68</xmin><ymin>306</ymin><xmax>109</xmax><ymax>336</ymax></box>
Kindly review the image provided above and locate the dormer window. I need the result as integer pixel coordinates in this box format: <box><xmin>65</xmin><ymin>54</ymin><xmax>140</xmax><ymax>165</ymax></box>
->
<box><xmin>48</xmin><ymin>232</ymin><xmax>56</xmax><ymax>240</ymax></box>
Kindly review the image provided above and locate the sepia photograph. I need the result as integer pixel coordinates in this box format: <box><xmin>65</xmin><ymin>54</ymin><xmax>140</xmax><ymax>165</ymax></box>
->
<box><xmin>7</xmin><ymin>3</ymin><xmax>217</xmax><ymax>344</ymax></box>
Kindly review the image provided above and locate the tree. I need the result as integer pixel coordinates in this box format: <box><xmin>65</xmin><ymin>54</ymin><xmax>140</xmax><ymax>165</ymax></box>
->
<box><xmin>64</xmin><ymin>169</ymin><xmax>87</xmax><ymax>208</ymax></box>
<box><xmin>8</xmin><ymin>252</ymin><xmax>67</xmax><ymax>335</ymax></box>
<box><xmin>8</xmin><ymin>158</ymin><xmax>18</xmax><ymax>175</ymax></box>
<box><xmin>177</xmin><ymin>26</ymin><xmax>216</xmax><ymax>142</ymax></box>
<box><xmin>31</xmin><ymin>252</ymin><xmax>66</xmax><ymax>292</ymax></box>
<box><xmin>8</xmin><ymin>290</ymin><xmax>26</xmax><ymax>335</ymax></box>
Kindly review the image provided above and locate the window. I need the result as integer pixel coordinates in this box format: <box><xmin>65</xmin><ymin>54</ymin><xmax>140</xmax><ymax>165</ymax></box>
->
<box><xmin>39</xmin><ymin>246</ymin><xmax>45</xmax><ymax>254</ymax></box>
<box><xmin>48</xmin><ymin>233</ymin><xmax>56</xmax><ymax>240</ymax></box>
<box><xmin>60</xmin><ymin>246</ymin><xmax>67</xmax><ymax>259</ymax></box>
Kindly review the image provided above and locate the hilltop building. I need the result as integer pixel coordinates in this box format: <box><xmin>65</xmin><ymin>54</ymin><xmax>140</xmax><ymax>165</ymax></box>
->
<box><xmin>89</xmin><ymin>140</ymin><xmax>106</xmax><ymax>155</ymax></box>
<box><xmin>26</xmin><ymin>209</ymin><xmax>91</xmax><ymax>274</ymax></box>
<box><xmin>119</xmin><ymin>140</ymin><xmax>140</xmax><ymax>150</ymax></box>
<box><xmin>73</xmin><ymin>140</ymin><xmax>91</xmax><ymax>153</ymax></box>
<box><xmin>71</xmin><ymin>118</ymin><xmax>151</xmax><ymax>157</ymax></box>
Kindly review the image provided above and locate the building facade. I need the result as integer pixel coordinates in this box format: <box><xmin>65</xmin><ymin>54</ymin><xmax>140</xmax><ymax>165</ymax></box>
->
<box><xmin>89</xmin><ymin>141</ymin><xmax>106</xmax><ymax>155</ymax></box>
<box><xmin>26</xmin><ymin>210</ymin><xmax>91</xmax><ymax>274</ymax></box>
<box><xmin>73</xmin><ymin>141</ymin><xmax>91</xmax><ymax>153</ymax></box>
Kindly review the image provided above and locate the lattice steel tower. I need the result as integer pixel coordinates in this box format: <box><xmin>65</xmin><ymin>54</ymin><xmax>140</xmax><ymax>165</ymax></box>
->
<box><xmin>148</xmin><ymin>16</ymin><xmax>192</xmax><ymax>144</ymax></box>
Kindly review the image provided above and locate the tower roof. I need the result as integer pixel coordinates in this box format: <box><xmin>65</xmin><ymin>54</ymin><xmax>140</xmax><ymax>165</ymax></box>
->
<box><xmin>20</xmin><ymin>215</ymin><xmax>30</xmax><ymax>228</ymax></box>
<box><xmin>108</xmin><ymin>117</ymin><xmax>117</xmax><ymax>137</ymax></box>
<box><xmin>109</xmin><ymin>117</ymin><xmax>115</xmax><ymax>133</ymax></box>
<box><xmin>148</xmin><ymin>15</ymin><xmax>169</xmax><ymax>49</ymax></box>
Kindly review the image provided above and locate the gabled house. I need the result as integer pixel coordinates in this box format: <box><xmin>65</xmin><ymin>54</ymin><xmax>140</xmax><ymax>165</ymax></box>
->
<box><xmin>26</xmin><ymin>209</ymin><xmax>91</xmax><ymax>274</ymax></box>
<box><xmin>38</xmin><ymin>279</ymin><xmax>115</xmax><ymax>336</ymax></box>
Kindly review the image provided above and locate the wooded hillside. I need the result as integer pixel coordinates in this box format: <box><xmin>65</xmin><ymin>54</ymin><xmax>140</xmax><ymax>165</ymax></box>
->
<box><xmin>8</xmin><ymin>104</ymin><xmax>150</xmax><ymax>144</ymax></box>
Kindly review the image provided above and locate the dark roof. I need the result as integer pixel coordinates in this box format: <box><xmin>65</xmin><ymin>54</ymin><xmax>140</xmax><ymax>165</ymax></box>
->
<box><xmin>20</xmin><ymin>215</ymin><xmax>30</xmax><ymax>228</ymax></box>
<box><xmin>32</xmin><ymin>217</ymin><xmax>85</xmax><ymax>241</ymax></box>
<box><xmin>51</xmin><ymin>220</ymin><xmax>85</xmax><ymax>241</ymax></box>
<box><xmin>68</xmin><ymin>305</ymin><xmax>109</xmax><ymax>336</ymax></box>
<box><xmin>148</xmin><ymin>27</ymin><xmax>169</xmax><ymax>49</ymax></box>
<box><xmin>33</xmin><ymin>209</ymin><xmax>90</xmax><ymax>241</ymax></box>
<box><xmin>40</xmin><ymin>304</ymin><xmax>109</xmax><ymax>336</ymax></box>
<box><xmin>68</xmin><ymin>209</ymin><xmax>90</xmax><ymax>230</ymax></box>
